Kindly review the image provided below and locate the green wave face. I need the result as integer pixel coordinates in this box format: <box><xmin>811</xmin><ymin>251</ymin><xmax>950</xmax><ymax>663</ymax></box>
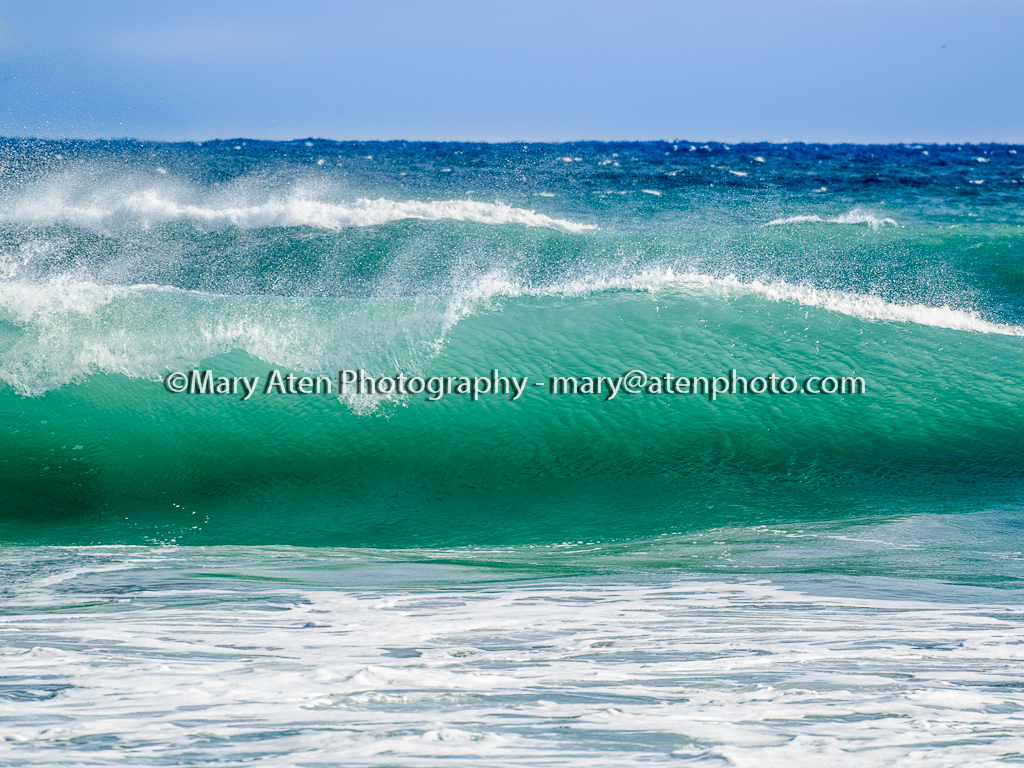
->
<box><xmin>3</xmin><ymin>287</ymin><xmax>1022</xmax><ymax>546</ymax></box>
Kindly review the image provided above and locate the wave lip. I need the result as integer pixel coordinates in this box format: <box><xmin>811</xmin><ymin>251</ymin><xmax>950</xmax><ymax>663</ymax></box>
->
<box><xmin>5</xmin><ymin>192</ymin><xmax>597</xmax><ymax>234</ymax></box>
<box><xmin>728</xmin><ymin>277</ymin><xmax>1023</xmax><ymax>336</ymax></box>
<box><xmin>0</xmin><ymin>277</ymin><xmax>183</xmax><ymax>323</ymax></box>
<box><xmin>0</xmin><ymin>273</ymin><xmax>506</xmax><ymax>396</ymax></box>
<box><xmin>3</xmin><ymin>266</ymin><xmax>1021</xmax><ymax>398</ymax></box>
<box><xmin>536</xmin><ymin>268</ymin><xmax>1024</xmax><ymax>337</ymax></box>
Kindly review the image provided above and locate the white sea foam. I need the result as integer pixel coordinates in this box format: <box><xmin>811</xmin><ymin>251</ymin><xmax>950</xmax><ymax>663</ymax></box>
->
<box><xmin>766</xmin><ymin>208</ymin><xmax>898</xmax><ymax>229</ymax></box>
<box><xmin>5</xmin><ymin>191</ymin><xmax>596</xmax><ymax>234</ymax></box>
<box><xmin>2</xmin><ymin>547</ymin><xmax>1023</xmax><ymax>767</ymax></box>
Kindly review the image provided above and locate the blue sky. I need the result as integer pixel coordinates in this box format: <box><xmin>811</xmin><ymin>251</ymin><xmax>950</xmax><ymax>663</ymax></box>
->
<box><xmin>1</xmin><ymin>0</ymin><xmax>1021</xmax><ymax>143</ymax></box>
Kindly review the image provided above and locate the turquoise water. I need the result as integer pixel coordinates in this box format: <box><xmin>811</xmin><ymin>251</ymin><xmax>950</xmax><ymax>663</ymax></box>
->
<box><xmin>1</xmin><ymin>139</ymin><xmax>1023</xmax><ymax>765</ymax></box>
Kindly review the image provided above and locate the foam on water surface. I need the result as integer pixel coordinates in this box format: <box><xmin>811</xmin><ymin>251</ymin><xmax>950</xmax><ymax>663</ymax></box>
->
<box><xmin>2</xmin><ymin>543</ymin><xmax>1023</xmax><ymax>767</ymax></box>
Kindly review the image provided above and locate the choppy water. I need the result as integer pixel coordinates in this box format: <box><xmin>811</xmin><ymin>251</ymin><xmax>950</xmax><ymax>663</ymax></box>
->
<box><xmin>1</xmin><ymin>138</ymin><xmax>1023</xmax><ymax>764</ymax></box>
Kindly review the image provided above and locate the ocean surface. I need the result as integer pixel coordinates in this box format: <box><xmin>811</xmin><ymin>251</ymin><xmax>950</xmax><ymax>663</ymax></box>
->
<box><xmin>1</xmin><ymin>138</ymin><xmax>1023</xmax><ymax>765</ymax></box>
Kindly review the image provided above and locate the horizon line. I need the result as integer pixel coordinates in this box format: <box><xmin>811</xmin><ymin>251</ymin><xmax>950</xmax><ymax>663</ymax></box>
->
<box><xmin>2</xmin><ymin>135</ymin><xmax>1022</xmax><ymax>147</ymax></box>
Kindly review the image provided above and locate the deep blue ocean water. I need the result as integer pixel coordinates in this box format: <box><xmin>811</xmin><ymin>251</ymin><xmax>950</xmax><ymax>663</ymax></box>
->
<box><xmin>1</xmin><ymin>139</ymin><xmax>1023</xmax><ymax>765</ymax></box>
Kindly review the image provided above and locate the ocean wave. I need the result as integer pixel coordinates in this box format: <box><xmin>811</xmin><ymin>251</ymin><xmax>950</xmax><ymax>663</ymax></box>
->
<box><xmin>4</xmin><ymin>192</ymin><xmax>596</xmax><ymax>234</ymax></box>
<box><xmin>766</xmin><ymin>209</ymin><xmax>898</xmax><ymax>229</ymax></box>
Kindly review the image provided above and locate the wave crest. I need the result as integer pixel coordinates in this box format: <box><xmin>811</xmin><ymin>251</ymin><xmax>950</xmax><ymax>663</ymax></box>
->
<box><xmin>2</xmin><ymin>266</ymin><xmax>1020</xmax><ymax>398</ymax></box>
<box><xmin>542</xmin><ymin>268</ymin><xmax>1024</xmax><ymax>337</ymax></box>
<box><xmin>766</xmin><ymin>209</ymin><xmax>898</xmax><ymax>229</ymax></box>
<box><xmin>5</xmin><ymin>192</ymin><xmax>596</xmax><ymax>235</ymax></box>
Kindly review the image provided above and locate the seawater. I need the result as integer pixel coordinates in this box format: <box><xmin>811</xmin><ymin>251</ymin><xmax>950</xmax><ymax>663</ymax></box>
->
<box><xmin>1</xmin><ymin>139</ymin><xmax>1023</xmax><ymax>766</ymax></box>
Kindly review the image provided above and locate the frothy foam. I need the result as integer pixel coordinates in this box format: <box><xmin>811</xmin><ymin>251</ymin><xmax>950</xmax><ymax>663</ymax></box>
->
<box><xmin>4</xmin><ymin>548</ymin><xmax>1024</xmax><ymax>768</ymax></box>
<box><xmin>5</xmin><ymin>192</ymin><xmax>596</xmax><ymax>234</ymax></box>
